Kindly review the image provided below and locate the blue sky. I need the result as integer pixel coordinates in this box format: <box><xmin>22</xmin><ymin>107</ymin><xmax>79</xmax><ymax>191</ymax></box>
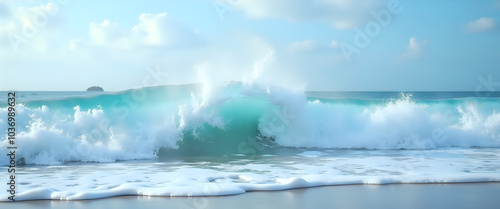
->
<box><xmin>0</xmin><ymin>0</ymin><xmax>499</xmax><ymax>91</ymax></box>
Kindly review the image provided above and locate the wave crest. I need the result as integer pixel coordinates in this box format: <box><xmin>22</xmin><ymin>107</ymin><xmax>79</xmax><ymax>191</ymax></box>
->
<box><xmin>1</xmin><ymin>83</ymin><xmax>500</xmax><ymax>165</ymax></box>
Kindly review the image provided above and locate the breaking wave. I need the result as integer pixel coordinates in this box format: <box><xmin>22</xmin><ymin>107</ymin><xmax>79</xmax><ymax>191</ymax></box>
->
<box><xmin>1</xmin><ymin>82</ymin><xmax>500</xmax><ymax>165</ymax></box>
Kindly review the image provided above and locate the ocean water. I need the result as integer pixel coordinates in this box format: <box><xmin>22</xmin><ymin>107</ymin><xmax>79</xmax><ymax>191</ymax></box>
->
<box><xmin>1</xmin><ymin>82</ymin><xmax>500</xmax><ymax>201</ymax></box>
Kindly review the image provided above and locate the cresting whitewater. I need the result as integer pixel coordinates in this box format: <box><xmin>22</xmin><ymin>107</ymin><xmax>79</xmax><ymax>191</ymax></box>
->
<box><xmin>1</xmin><ymin>82</ymin><xmax>500</xmax><ymax>201</ymax></box>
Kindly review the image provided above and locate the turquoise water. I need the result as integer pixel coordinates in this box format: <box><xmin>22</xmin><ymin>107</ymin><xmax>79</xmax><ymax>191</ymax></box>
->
<box><xmin>1</xmin><ymin>83</ymin><xmax>500</xmax><ymax>200</ymax></box>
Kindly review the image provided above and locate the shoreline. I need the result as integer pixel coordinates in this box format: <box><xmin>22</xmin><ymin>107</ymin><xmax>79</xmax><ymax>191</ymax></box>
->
<box><xmin>2</xmin><ymin>182</ymin><xmax>500</xmax><ymax>209</ymax></box>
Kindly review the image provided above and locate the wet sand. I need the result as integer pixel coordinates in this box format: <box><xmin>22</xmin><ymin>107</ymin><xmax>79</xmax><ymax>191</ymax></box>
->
<box><xmin>3</xmin><ymin>183</ymin><xmax>500</xmax><ymax>209</ymax></box>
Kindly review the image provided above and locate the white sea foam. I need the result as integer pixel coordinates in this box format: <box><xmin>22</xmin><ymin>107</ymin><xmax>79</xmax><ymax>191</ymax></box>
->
<box><xmin>0</xmin><ymin>104</ymin><xmax>181</xmax><ymax>164</ymax></box>
<box><xmin>258</xmin><ymin>91</ymin><xmax>500</xmax><ymax>149</ymax></box>
<box><xmin>2</xmin><ymin>84</ymin><xmax>500</xmax><ymax>165</ymax></box>
<box><xmin>1</xmin><ymin>148</ymin><xmax>499</xmax><ymax>201</ymax></box>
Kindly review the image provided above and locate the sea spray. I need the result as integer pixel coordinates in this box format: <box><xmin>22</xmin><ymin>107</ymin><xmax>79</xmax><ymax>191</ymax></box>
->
<box><xmin>1</xmin><ymin>82</ymin><xmax>500</xmax><ymax>165</ymax></box>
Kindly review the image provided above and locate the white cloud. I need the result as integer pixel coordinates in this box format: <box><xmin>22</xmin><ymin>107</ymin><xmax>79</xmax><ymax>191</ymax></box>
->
<box><xmin>224</xmin><ymin>0</ymin><xmax>386</xmax><ymax>29</ymax></box>
<box><xmin>465</xmin><ymin>17</ymin><xmax>495</xmax><ymax>33</ymax></box>
<box><xmin>288</xmin><ymin>39</ymin><xmax>340</xmax><ymax>53</ymax></box>
<box><xmin>67</xmin><ymin>38</ymin><xmax>83</xmax><ymax>51</ymax></box>
<box><xmin>1</xmin><ymin>8</ymin><xmax>284</xmax><ymax>90</ymax></box>
<box><xmin>89</xmin><ymin>20</ymin><xmax>126</xmax><ymax>46</ymax></box>
<box><xmin>134</xmin><ymin>13</ymin><xmax>201</xmax><ymax>47</ymax></box>
<box><xmin>0</xmin><ymin>3</ymin><xmax>380</xmax><ymax>91</ymax></box>
<box><xmin>401</xmin><ymin>37</ymin><xmax>426</xmax><ymax>60</ymax></box>
<box><xmin>0</xmin><ymin>2</ymin><xmax>67</xmax><ymax>55</ymax></box>
<box><xmin>408</xmin><ymin>37</ymin><xmax>420</xmax><ymax>51</ymax></box>
<box><xmin>88</xmin><ymin>13</ymin><xmax>202</xmax><ymax>49</ymax></box>
<box><xmin>288</xmin><ymin>40</ymin><xmax>316</xmax><ymax>52</ymax></box>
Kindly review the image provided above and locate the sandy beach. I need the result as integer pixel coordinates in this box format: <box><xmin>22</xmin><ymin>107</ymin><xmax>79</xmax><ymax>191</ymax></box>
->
<box><xmin>3</xmin><ymin>183</ymin><xmax>500</xmax><ymax>209</ymax></box>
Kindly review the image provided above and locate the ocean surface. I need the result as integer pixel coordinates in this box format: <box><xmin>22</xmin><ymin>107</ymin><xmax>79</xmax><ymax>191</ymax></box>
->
<box><xmin>1</xmin><ymin>82</ymin><xmax>500</xmax><ymax>201</ymax></box>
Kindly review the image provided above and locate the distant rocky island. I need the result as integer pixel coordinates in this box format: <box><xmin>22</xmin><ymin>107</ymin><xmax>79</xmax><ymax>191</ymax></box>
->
<box><xmin>86</xmin><ymin>86</ymin><xmax>104</xmax><ymax>91</ymax></box>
